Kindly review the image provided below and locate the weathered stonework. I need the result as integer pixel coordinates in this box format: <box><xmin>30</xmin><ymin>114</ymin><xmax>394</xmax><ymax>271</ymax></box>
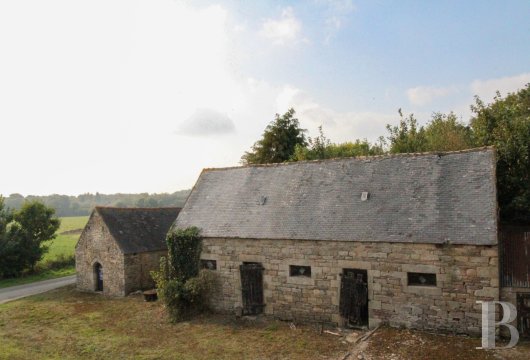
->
<box><xmin>202</xmin><ymin>238</ymin><xmax>499</xmax><ymax>335</ymax></box>
<box><xmin>76</xmin><ymin>211</ymin><xmax>126</xmax><ymax>296</ymax></box>
<box><xmin>123</xmin><ymin>250</ymin><xmax>166</xmax><ymax>294</ymax></box>
<box><xmin>75</xmin><ymin>207</ymin><xmax>177</xmax><ymax>297</ymax></box>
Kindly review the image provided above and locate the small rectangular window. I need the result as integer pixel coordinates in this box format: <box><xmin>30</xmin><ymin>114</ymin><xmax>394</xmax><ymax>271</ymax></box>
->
<box><xmin>200</xmin><ymin>259</ymin><xmax>217</xmax><ymax>270</ymax></box>
<box><xmin>407</xmin><ymin>272</ymin><xmax>436</xmax><ymax>286</ymax></box>
<box><xmin>289</xmin><ymin>265</ymin><xmax>311</xmax><ymax>277</ymax></box>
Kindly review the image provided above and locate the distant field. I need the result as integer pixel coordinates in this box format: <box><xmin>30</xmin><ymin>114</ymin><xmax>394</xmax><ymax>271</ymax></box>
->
<box><xmin>57</xmin><ymin>216</ymin><xmax>89</xmax><ymax>234</ymax></box>
<box><xmin>41</xmin><ymin>216</ymin><xmax>89</xmax><ymax>263</ymax></box>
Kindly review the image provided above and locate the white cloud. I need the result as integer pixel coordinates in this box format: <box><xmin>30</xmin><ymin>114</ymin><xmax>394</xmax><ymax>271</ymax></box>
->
<box><xmin>259</xmin><ymin>7</ymin><xmax>305</xmax><ymax>46</ymax></box>
<box><xmin>403</xmin><ymin>73</ymin><xmax>530</xmax><ymax>122</ymax></box>
<box><xmin>315</xmin><ymin>0</ymin><xmax>356</xmax><ymax>43</ymax></box>
<box><xmin>177</xmin><ymin>108</ymin><xmax>235</xmax><ymax>136</ymax></box>
<box><xmin>406</xmin><ymin>85</ymin><xmax>458</xmax><ymax>106</ymax></box>
<box><xmin>470</xmin><ymin>72</ymin><xmax>530</xmax><ymax>102</ymax></box>
<box><xmin>275</xmin><ymin>86</ymin><xmax>394</xmax><ymax>143</ymax></box>
<box><xmin>315</xmin><ymin>0</ymin><xmax>355</xmax><ymax>13</ymax></box>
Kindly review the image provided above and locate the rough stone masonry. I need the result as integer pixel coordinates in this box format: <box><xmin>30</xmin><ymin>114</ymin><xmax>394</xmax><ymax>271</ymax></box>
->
<box><xmin>175</xmin><ymin>147</ymin><xmax>498</xmax><ymax>335</ymax></box>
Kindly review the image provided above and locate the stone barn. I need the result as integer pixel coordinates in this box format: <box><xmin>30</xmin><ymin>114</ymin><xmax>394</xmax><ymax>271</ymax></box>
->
<box><xmin>173</xmin><ymin>147</ymin><xmax>501</xmax><ymax>335</ymax></box>
<box><xmin>76</xmin><ymin>207</ymin><xmax>180</xmax><ymax>296</ymax></box>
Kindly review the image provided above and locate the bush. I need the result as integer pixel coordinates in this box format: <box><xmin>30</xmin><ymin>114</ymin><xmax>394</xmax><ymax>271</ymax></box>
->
<box><xmin>151</xmin><ymin>227</ymin><xmax>218</xmax><ymax>322</ymax></box>
<box><xmin>44</xmin><ymin>254</ymin><xmax>75</xmax><ymax>270</ymax></box>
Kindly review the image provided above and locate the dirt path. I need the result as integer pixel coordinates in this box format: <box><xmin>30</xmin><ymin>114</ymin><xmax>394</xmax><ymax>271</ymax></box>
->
<box><xmin>0</xmin><ymin>275</ymin><xmax>76</xmax><ymax>304</ymax></box>
<box><xmin>342</xmin><ymin>326</ymin><xmax>530</xmax><ymax>360</ymax></box>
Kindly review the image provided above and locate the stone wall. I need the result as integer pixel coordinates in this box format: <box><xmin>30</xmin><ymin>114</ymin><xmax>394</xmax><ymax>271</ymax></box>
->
<box><xmin>75</xmin><ymin>212</ymin><xmax>126</xmax><ymax>296</ymax></box>
<box><xmin>202</xmin><ymin>238</ymin><xmax>499</xmax><ymax>335</ymax></box>
<box><xmin>123</xmin><ymin>250</ymin><xmax>167</xmax><ymax>294</ymax></box>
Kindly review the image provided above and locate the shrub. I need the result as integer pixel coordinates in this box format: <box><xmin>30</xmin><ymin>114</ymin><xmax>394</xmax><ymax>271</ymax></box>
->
<box><xmin>44</xmin><ymin>254</ymin><xmax>75</xmax><ymax>270</ymax></box>
<box><xmin>151</xmin><ymin>227</ymin><xmax>218</xmax><ymax>322</ymax></box>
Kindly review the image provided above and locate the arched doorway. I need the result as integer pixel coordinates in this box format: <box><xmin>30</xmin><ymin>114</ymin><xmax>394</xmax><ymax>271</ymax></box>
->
<box><xmin>94</xmin><ymin>263</ymin><xmax>103</xmax><ymax>292</ymax></box>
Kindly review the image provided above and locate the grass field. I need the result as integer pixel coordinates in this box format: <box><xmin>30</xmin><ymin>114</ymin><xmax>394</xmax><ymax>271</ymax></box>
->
<box><xmin>0</xmin><ymin>216</ymin><xmax>88</xmax><ymax>289</ymax></box>
<box><xmin>0</xmin><ymin>286</ymin><xmax>348</xmax><ymax>360</ymax></box>
<box><xmin>57</xmin><ymin>216</ymin><xmax>90</xmax><ymax>233</ymax></box>
<box><xmin>41</xmin><ymin>216</ymin><xmax>89</xmax><ymax>263</ymax></box>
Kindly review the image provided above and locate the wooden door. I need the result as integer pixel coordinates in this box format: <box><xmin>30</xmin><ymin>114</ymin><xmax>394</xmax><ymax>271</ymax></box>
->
<box><xmin>517</xmin><ymin>293</ymin><xmax>530</xmax><ymax>339</ymax></box>
<box><xmin>240</xmin><ymin>262</ymin><xmax>265</xmax><ymax>315</ymax></box>
<box><xmin>339</xmin><ymin>268</ymin><xmax>368</xmax><ymax>327</ymax></box>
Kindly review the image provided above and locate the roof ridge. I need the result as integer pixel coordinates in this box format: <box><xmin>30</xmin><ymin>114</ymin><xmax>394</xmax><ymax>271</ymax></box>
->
<box><xmin>202</xmin><ymin>146</ymin><xmax>495</xmax><ymax>173</ymax></box>
<box><xmin>95</xmin><ymin>206</ymin><xmax>181</xmax><ymax>211</ymax></box>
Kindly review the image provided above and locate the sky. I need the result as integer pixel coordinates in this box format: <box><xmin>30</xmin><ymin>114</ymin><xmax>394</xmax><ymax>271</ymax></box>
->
<box><xmin>1</xmin><ymin>0</ymin><xmax>529</xmax><ymax>196</ymax></box>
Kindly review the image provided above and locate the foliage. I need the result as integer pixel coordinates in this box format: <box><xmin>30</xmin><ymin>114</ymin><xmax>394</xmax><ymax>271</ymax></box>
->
<box><xmin>166</xmin><ymin>226</ymin><xmax>203</xmax><ymax>281</ymax></box>
<box><xmin>385</xmin><ymin>111</ymin><xmax>427</xmax><ymax>153</ymax></box>
<box><xmin>0</xmin><ymin>200</ymin><xmax>60</xmax><ymax>277</ymax></box>
<box><xmin>385</xmin><ymin>111</ymin><xmax>474</xmax><ymax>154</ymax></box>
<box><xmin>151</xmin><ymin>226</ymin><xmax>218</xmax><ymax>322</ymax></box>
<box><xmin>470</xmin><ymin>84</ymin><xmax>530</xmax><ymax>223</ymax></box>
<box><xmin>291</xmin><ymin>126</ymin><xmax>384</xmax><ymax>161</ymax></box>
<box><xmin>2</xmin><ymin>190</ymin><xmax>190</xmax><ymax>217</ymax></box>
<box><xmin>423</xmin><ymin>113</ymin><xmax>474</xmax><ymax>152</ymax></box>
<box><xmin>40</xmin><ymin>254</ymin><xmax>76</xmax><ymax>271</ymax></box>
<box><xmin>241</xmin><ymin>108</ymin><xmax>307</xmax><ymax>164</ymax></box>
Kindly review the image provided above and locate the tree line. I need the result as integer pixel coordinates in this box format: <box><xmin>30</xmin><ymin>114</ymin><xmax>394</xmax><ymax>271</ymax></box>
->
<box><xmin>242</xmin><ymin>84</ymin><xmax>530</xmax><ymax>224</ymax></box>
<box><xmin>2</xmin><ymin>190</ymin><xmax>191</xmax><ymax>217</ymax></box>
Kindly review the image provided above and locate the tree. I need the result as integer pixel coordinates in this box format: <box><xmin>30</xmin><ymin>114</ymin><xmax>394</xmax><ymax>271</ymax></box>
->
<box><xmin>385</xmin><ymin>111</ymin><xmax>427</xmax><ymax>154</ymax></box>
<box><xmin>241</xmin><ymin>108</ymin><xmax>307</xmax><ymax>164</ymax></box>
<box><xmin>14</xmin><ymin>201</ymin><xmax>61</xmax><ymax>271</ymax></box>
<box><xmin>470</xmin><ymin>84</ymin><xmax>530</xmax><ymax>223</ymax></box>
<box><xmin>0</xmin><ymin>200</ymin><xmax>60</xmax><ymax>277</ymax></box>
<box><xmin>291</xmin><ymin>126</ymin><xmax>384</xmax><ymax>161</ymax></box>
<box><xmin>423</xmin><ymin>112</ymin><xmax>473</xmax><ymax>152</ymax></box>
<box><xmin>384</xmin><ymin>111</ymin><xmax>474</xmax><ymax>154</ymax></box>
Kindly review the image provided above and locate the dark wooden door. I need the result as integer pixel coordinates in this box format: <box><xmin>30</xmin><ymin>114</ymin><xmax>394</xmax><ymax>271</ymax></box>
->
<box><xmin>339</xmin><ymin>268</ymin><xmax>368</xmax><ymax>327</ymax></box>
<box><xmin>240</xmin><ymin>262</ymin><xmax>265</xmax><ymax>315</ymax></box>
<box><xmin>95</xmin><ymin>263</ymin><xmax>103</xmax><ymax>292</ymax></box>
<box><xmin>517</xmin><ymin>293</ymin><xmax>530</xmax><ymax>339</ymax></box>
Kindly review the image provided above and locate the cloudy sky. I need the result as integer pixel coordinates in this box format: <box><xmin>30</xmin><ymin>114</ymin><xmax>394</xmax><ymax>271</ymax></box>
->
<box><xmin>1</xmin><ymin>0</ymin><xmax>529</xmax><ymax>196</ymax></box>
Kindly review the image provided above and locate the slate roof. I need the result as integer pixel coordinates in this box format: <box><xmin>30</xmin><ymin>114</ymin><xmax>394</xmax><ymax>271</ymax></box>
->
<box><xmin>174</xmin><ymin>147</ymin><xmax>497</xmax><ymax>245</ymax></box>
<box><xmin>96</xmin><ymin>207</ymin><xmax>180</xmax><ymax>254</ymax></box>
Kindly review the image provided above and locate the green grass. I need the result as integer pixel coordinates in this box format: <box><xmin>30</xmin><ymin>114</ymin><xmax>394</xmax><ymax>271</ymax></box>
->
<box><xmin>0</xmin><ymin>286</ymin><xmax>349</xmax><ymax>359</ymax></box>
<box><xmin>0</xmin><ymin>216</ymin><xmax>88</xmax><ymax>289</ymax></box>
<box><xmin>57</xmin><ymin>216</ymin><xmax>90</xmax><ymax>233</ymax></box>
<box><xmin>42</xmin><ymin>216</ymin><xmax>89</xmax><ymax>263</ymax></box>
<box><xmin>42</xmin><ymin>233</ymin><xmax>80</xmax><ymax>262</ymax></box>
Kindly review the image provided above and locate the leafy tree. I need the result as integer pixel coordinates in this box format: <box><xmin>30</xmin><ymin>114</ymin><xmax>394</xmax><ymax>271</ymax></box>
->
<box><xmin>14</xmin><ymin>201</ymin><xmax>61</xmax><ymax>271</ymax></box>
<box><xmin>470</xmin><ymin>84</ymin><xmax>530</xmax><ymax>223</ymax></box>
<box><xmin>384</xmin><ymin>111</ymin><xmax>473</xmax><ymax>153</ymax></box>
<box><xmin>423</xmin><ymin>112</ymin><xmax>473</xmax><ymax>152</ymax></box>
<box><xmin>291</xmin><ymin>126</ymin><xmax>384</xmax><ymax>161</ymax></box>
<box><xmin>0</xmin><ymin>200</ymin><xmax>60</xmax><ymax>277</ymax></box>
<box><xmin>241</xmin><ymin>108</ymin><xmax>307</xmax><ymax>164</ymax></box>
<box><xmin>385</xmin><ymin>111</ymin><xmax>427</xmax><ymax>153</ymax></box>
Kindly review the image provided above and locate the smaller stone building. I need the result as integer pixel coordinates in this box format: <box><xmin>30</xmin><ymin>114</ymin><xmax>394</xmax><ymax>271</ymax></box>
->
<box><xmin>76</xmin><ymin>207</ymin><xmax>180</xmax><ymax>296</ymax></box>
